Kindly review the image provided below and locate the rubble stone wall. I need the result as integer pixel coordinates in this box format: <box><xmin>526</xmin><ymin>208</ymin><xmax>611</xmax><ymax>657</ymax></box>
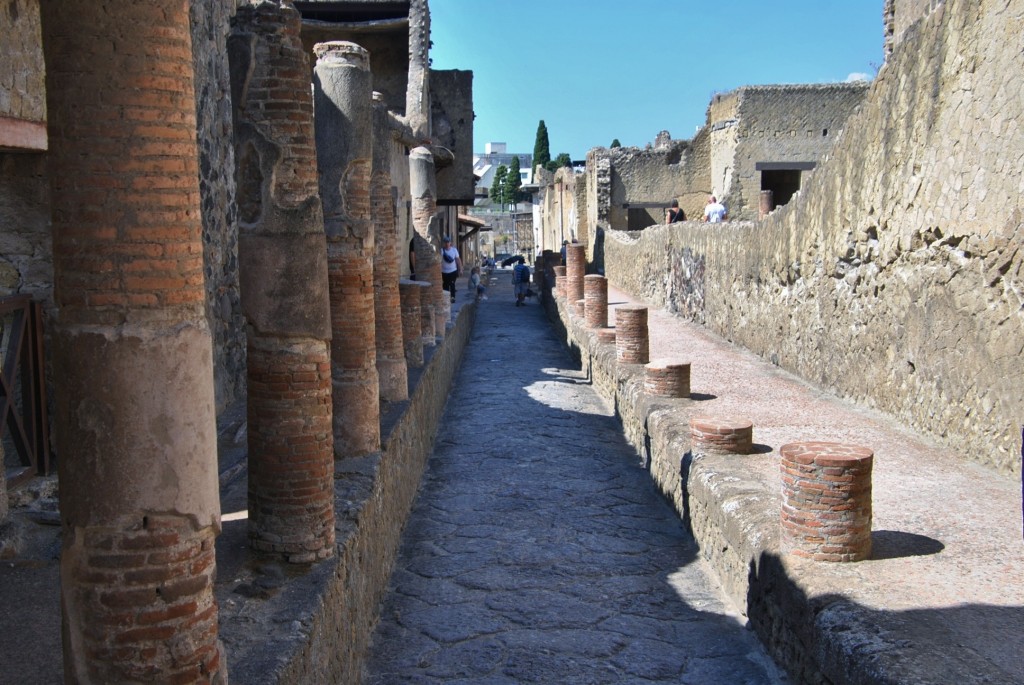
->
<box><xmin>603</xmin><ymin>0</ymin><xmax>1024</xmax><ymax>476</ymax></box>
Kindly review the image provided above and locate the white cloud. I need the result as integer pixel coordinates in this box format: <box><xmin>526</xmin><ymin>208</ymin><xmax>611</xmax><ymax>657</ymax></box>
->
<box><xmin>846</xmin><ymin>72</ymin><xmax>870</xmax><ymax>82</ymax></box>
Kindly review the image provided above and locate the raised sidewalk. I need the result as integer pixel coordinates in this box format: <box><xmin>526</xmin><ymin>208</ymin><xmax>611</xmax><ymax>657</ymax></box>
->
<box><xmin>546</xmin><ymin>280</ymin><xmax>1024</xmax><ymax>684</ymax></box>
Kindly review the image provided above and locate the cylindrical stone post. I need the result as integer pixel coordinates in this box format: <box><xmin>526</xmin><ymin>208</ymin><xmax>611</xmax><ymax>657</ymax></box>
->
<box><xmin>759</xmin><ymin>189</ymin><xmax>774</xmax><ymax>219</ymax></box>
<box><xmin>615</xmin><ymin>305</ymin><xmax>650</xmax><ymax>364</ymax></box>
<box><xmin>573</xmin><ymin>298</ymin><xmax>586</xmax><ymax>318</ymax></box>
<box><xmin>371</xmin><ymin>92</ymin><xmax>409</xmax><ymax>401</ymax></box>
<box><xmin>584</xmin><ymin>274</ymin><xmax>608</xmax><ymax>328</ymax></box>
<box><xmin>399</xmin><ymin>279</ymin><xmax>424</xmax><ymax>368</ymax></box>
<box><xmin>554</xmin><ymin>266</ymin><xmax>566</xmax><ymax>299</ymax></box>
<box><xmin>230</xmin><ymin>4</ymin><xmax>336</xmax><ymax>562</ymax></box>
<box><xmin>40</xmin><ymin>1</ymin><xmax>224</xmax><ymax>680</ymax></box>
<box><xmin>596</xmin><ymin>328</ymin><xmax>616</xmax><ymax>345</ymax></box>
<box><xmin>410</xmin><ymin>147</ymin><xmax>448</xmax><ymax>340</ymax></box>
<box><xmin>314</xmin><ymin>41</ymin><xmax>381</xmax><ymax>457</ymax></box>
<box><xmin>780</xmin><ymin>442</ymin><xmax>874</xmax><ymax>562</ymax></box>
<box><xmin>566</xmin><ymin>242</ymin><xmax>586</xmax><ymax>304</ymax></box>
<box><xmin>645</xmin><ymin>359</ymin><xmax>691</xmax><ymax>398</ymax></box>
<box><xmin>689</xmin><ymin>416</ymin><xmax>753</xmax><ymax>454</ymax></box>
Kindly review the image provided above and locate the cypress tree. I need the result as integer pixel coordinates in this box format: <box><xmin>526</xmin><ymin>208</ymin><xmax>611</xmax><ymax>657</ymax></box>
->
<box><xmin>533</xmin><ymin>120</ymin><xmax>551</xmax><ymax>171</ymax></box>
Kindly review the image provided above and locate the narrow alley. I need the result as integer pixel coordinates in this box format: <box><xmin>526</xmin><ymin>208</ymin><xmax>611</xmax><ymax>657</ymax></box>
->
<box><xmin>362</xmin><ymin>271</ymin><xmax>785</xmax><ymax>684</ymax></box>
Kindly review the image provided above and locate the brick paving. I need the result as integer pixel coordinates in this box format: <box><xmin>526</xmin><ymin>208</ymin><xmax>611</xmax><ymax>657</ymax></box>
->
<box><xmin>363</xmin><ymin>270</ymin><xmax>786</xmax><ymax>684</ymax></box>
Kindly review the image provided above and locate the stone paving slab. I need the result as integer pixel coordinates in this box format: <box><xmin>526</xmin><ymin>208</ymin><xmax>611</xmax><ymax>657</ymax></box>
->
<box><xmin>363</xmin><ymin>271</ymin><xmax>786</xmax><ymax>684</ymax></box>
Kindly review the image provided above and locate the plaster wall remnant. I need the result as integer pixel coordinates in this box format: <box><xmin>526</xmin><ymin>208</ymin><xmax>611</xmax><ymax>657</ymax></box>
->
<box><xmin>602</xmin><ymin>0</ymin><xmax>1024</xmax><ymax>476</ymax></box>
<box><xmin>314</xmin><ymin>40</ymin><xmax>381</xmax><ymax>458</ymax></box>
<box><xmin>229</xmin><ymin>0</ymin><xmax>336</xmax><ymax>563</ymax></box>
<box><xmin>0</xmin><ymin>0</ymin><xmax>47</xmax><ymax>150</ymax></box>
<box><xmin>40</xmin><ymin>0</ymin><xmax>223</xmax><ymax>679</ymax></box>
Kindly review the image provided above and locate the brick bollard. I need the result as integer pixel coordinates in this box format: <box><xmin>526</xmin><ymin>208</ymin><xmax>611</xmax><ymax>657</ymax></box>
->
<box><xmin>645</xmin><ymin>359</ymin><xmax>691</xmax><ymax>398</ymax></box>
<box><xmin>689</xmin><ymin>416</ymin><xmax>753</xmax><ymax>454</ymax></box>
<box><xmin>759</xmin><ymin>189</ymin><xmax>774</xmax><ymax>219</ymax></box>
<box><xmin>584</xmin><ymin>274</ymin><xmax>608</xmax><ymax>328</ymax></box>
<box><xmin>566</xmin><ymin>243</ymin><xmax>586</xmax><ymax>304</ymax></box>
<box><xmin>231</xmin><ymin>2</ymin><xmax>336</xmax><ymax>564</ymax></box>
<box><xmin>399</xmin><ymin>279</ymin><xmax>424</xmax><ymax>368</ymax></box>
<box><xmin>573</xmin><ymin>299</ymin><xmax>586</xmax><ymax>318</ymax></box>
<box><xmin>41</xmin><ymin>1</ymin><xmax>224</xmax><ymax>679</ymax></box>
<box><xmin>596</xmin><ymin>328</ymin><xmax>616</xmax><ymax>345</ymax></box>
<box><xmin>615</xmin><ymin>305</ymin><xmax>650</xmax><ymax>364</ymax></box>
<box><xmin>780</xmin><ymin>441</ymin><xmax>874</xmax><ymax>562</ymax></box>
<box><xmin>554</xmin><ymin>266</ymin><xmax>567</xmax><ymax>299</ymax></box>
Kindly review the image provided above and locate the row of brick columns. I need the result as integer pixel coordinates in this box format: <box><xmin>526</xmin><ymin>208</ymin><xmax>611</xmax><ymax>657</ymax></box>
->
<box><xmin>40</xmin><ymin>0</ymin><xmax>442</xmax><ymax>677</ymax></box>
<box><xmin>558</xmin><ymin>249</ymin><xmax>874</xmax><ymax>564</ymax></box>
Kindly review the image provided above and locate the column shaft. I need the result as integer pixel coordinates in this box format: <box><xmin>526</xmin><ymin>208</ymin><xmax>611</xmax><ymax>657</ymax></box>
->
<box><xmin>314</xmin><ymin>41</ymin><xmax>381</xmax><ymax>457</ymax></box>
<box><xmin>230</xmin><ymin>2</ymin><xmax>336</xmax><ymax>562</ymax></box>
<box><xmin>41</xmin><ymin>0</ymin><xmax>223</xmax><ymax>680</ymax></box>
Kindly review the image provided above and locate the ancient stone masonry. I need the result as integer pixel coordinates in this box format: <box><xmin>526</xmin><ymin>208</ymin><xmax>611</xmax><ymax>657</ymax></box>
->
<box><xmin>40</xmin><ymin>0</ymin><xmax>223</xmax><ymax>680</ymax></box>
<box><xmin>602</xmin><ymin>0</ymin><xmax>1024</xmax><ymax>476</ymax></box>
<box><xmin>372</xmin><ymin>92</ymin><xmax>409</xmax><ymax>402</ymax></box>
<box><xmin>191</xmin><ymin>0</ymin><xmax>247</xmax><ymax>412</ymax></box>
<box><xmin>1</xmin><ymin>0</ymin><xmax>47</xmax><ymax>150</ymax></box>
<box><xmin>314</xmin><ymin>41</ymin><xmax>381</xmax><ymax>458</ymax></box>
<box><xmin>229</xmin><ymin>1</ymin><xmax>335</xmax><ymax>562</ymax></box>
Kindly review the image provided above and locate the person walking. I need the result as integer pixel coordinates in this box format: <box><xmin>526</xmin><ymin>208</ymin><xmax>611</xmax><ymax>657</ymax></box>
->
<box><xmin>440</xmin><ymin>235</ymin><xmax>462</xmax><ymax>303</ymax></box>
<box><xmin>703</xmin><ymin>195</ymin><xmax>727</xmax><ymax>223</ymax></box>
<box><xmin>513</xmin><ymin>256</ymin><xmax>531</xmax><ymax>307</ymax></box>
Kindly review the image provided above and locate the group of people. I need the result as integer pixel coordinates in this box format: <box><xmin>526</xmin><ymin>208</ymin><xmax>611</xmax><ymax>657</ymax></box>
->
<box><xmin>665</xmin><ymin>195</ymin><xmax>728</xmax><ymax>224</ymax></box>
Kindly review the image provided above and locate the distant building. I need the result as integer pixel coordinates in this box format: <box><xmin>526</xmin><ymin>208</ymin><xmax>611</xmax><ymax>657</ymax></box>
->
<box><xmin>473</xmin><ymin>142</ymin><xmax>533</xmax><ymax>198</ymax></box>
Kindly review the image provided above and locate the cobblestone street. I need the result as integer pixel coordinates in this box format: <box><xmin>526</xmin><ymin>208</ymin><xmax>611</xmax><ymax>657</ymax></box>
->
<box><xmin>363</xmin><ymin>273</ymin><xmax>785</xmax><ymax>684</ymax></box>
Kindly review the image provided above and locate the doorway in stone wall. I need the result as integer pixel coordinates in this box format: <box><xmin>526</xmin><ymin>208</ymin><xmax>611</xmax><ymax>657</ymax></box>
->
<box><xmin>757</xmin><ymin>161</ymin><xmax>816</xmax><ymax>211</ymax></box>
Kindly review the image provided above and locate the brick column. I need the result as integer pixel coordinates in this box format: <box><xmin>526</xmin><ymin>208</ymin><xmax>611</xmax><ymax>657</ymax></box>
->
<box><xmin>584</xmin><ymin>274</ymin><xmax>608</xmax><ymax>328</ymax></box>
<box><xmin>417</xmin><ymin>281</ymin><xmax>436</xmax><ymax>347</ymax></box>
<box><xmin>759</xmin><ymin>189</ymin><xmax>774</xmax><ymax>219</ymax></box>
<box><xmin>314</xmin><ymin>41</ymin><xmax>380</xmax><ymax>457</ymax></box>
<box><xmin>410</xmin><ymin>146</ymin><xmax>448</xmax><ymax>338</ymax></box>
<box><xmin>596</xmin><ymin>328</ymin><xmax>616</xmax><ymax>345</ymax></box>
<box><xmin>553</xmin><ymin>266</ymin><xmax>566</xmax><ymax>299</ymax></box>
<box><xmin>371</xmin><ymin>92</ymin><xmax>409</xmax><ymax>402</ymax></box>
<box><xmin>689</xmin><ymin>416</ymin><xmax>752</xmax><ymax>454</ymax></box>
<box><xmin>229</xmin><ymin>3</ymin><xmax>335</xmax><ymax>562</ymax></box>
<box><xmin>573</xmin><ymin>299</ymin><xmax>586</xmax><ymax>318</ymax></box>
<box><xmin>398</xmin><ymin>279</ymin><xmax>424</xmax><ymax>368</ymax></box>
<box><xmin>780</xmin><ymin>442</ymin><xmax>874</xmax><ymax>562</ymax></box>
<box><xmin>645</xmin><ymin>359</ymin><xmax>691</xmax><ymax>398</ymax></box>
<box><xmin>565</xmin><ymin>243</ymin><xmax>586</xmax><ymax>304</ymax></box>
<box><xmin>615</xmin><ymin>305</ymin><xmax>650</xmax><ymax>365</ymax></box>
<box><xmin>40</xmin><ymin>1</ymin><xmax>223</xmax><ymax>681</ymax></box>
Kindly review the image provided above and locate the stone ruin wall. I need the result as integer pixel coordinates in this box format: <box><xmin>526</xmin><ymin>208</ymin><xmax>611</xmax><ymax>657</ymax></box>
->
<box><xmin>725</xmin><ymin>84</ymin><xmax>869</xmax><ymax>220</ymax></box>
<box><xmin>192</xmin><ymin>0</ymin><xmax>248</xmax><ymax>410</ymax></box>
<box><xmin>604</xmin><ymin>0</ymin><xmax>1024</xmax><ymax>475</ymax></box>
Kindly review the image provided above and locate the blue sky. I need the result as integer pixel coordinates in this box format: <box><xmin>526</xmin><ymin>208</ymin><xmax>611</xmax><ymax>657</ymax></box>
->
<box><xmin>430</xmin><ymin>1</ymin><xmax>884</xmax><ymax>160</ymax></box>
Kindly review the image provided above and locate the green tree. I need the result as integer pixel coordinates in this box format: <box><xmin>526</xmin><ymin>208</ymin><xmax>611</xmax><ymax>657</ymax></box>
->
<box><xmin>489</xmin><ymin>165</ymin><xmax>508</xmax><ymax>204</ymax></box>
<box><xmin>546</xmin><ymin>152</ymin><xmax>571</xmax><ymax>172</ymax></box>
<box><xmin>503</xmin><ymin>156</ymin><xmax>523</xmax><ymax>206</ymax></box>
<box><xmin>610</xmin><ymin>139</ymin><xmax>621</xmax><ymax>148</ymax></box>
<box><xmin>533</xmin><ymin>120</ymin><xmax>551</xmax><ymax>171</ymax></box>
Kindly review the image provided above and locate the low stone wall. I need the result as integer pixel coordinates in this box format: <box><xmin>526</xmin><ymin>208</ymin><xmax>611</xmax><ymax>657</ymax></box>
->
<box><xmin>221</xmin><ymin>302</ymin><xmax>476</xmax><ymax>684</ymax></box>
<box><xmin>543</xmin><ymin>292</ymin><xmax>859</xmax><ymax>684</ymax></box>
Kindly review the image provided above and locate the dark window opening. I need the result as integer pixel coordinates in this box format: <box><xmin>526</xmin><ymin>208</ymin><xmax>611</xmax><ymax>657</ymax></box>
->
<box><xmin>627</xmin><ymin>208</ymin><xmax>659</xmax><ymax>231</ymax></box>
<box><xmin>822</xmin><ymin>128</ymin><xmax>829</xmax><ymax>136</ymax></box>
<box><xmin>761</xmin><ymin>169</ymin><xmax>802</xmax><ymax>208</ymax></box>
